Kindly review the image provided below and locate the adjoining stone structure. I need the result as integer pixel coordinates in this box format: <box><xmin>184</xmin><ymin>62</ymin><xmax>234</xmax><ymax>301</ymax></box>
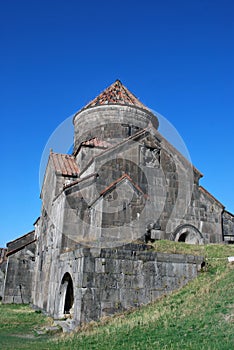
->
<box><xmin>0</xmin><ymin>248</ymin><xmax>7</xmax><ymax>299</ymax></box>
<box><xmin>222</xmin><ymin>210</ymin><xmax>234</xmax><ymax>244</ymax></box>
<box><xmin>3</xmin><ymin>231</ymin><xmax>36</xmax><ymax>303</ymax></box>
<box><xmin>2</xmin><ymin>80</ymin><xmax>234</xmax><ymax>329</ymax></box>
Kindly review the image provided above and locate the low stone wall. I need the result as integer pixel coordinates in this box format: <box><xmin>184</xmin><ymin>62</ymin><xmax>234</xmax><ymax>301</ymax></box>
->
<box><xmin>49</xmin><ymin>244</ymin><xmax>204</xmax><ymax>328</ymax></box>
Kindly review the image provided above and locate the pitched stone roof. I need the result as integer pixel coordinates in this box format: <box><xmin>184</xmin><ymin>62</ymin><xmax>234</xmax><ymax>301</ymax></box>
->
<box><xmin>82</xmin><ymin>80</ymin><xmax>151</xmax><ymax>112</ymax></box>
<box><xmin>50</xmin><ymin>152</ymin><xmax>79</xmax><ymax>177</ymax></box>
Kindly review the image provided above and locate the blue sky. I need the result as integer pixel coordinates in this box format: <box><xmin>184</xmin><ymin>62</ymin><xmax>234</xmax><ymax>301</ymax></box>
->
<box><xmin>0</xmin><ymin>0</ymin><xmax>233</xmax><ymax>247</ymax></box>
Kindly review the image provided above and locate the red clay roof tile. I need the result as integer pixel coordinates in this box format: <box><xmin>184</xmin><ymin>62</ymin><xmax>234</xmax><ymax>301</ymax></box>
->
<box><xmin>81</xmin><ymin>138</ymin><xmax>112</xmax><ymax>148</ymax></box>
<box><xmin>82</xmin><ymin>80</ymin><xmax>151</xmax><ymax>112</ymax></box>
<box><xmin>50</xmin><ymin>152</ymin><xmax>79</xmax><ymax>176</ymax></box>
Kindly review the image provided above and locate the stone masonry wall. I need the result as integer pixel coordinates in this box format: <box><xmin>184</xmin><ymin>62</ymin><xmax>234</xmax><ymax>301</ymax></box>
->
<box><xmin>0</xmin><ymin>248</ymin><xmax>7</xmax><ymax>299</ymax></box>
<box><xmin>3</xmin><ymin>241</ymin><xmax>36</xmax><ymax>304</ymax></box>
<box><xmin>79</xmin><ymin>245</ymin><xmax>204</xmax><ymax>324</ymax></box>
<box><xmin>222</xmin><ymin>210</ymin><xmax>234</xmax><ymax>243</ymax></box>
<box><xmin>73</xmin><ymin>105</ymin><xmax>158</xmax><ymax>154</ymax></box>
<box><xmin>71</xmin><ymin>126</ymin><xmax>223</xmax><ymax>245</ymax></box>
<box><xmin>43</xmin><ymin>244</ymin><xmax>204</xmax><ymax>328</ymax></box>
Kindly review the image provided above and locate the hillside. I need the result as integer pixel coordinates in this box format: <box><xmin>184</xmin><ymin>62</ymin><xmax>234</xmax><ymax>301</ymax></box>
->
<box><xmin>0</xmin><ymin>241</ymin><xmax>233</xmax><ymax>349</ymax></box>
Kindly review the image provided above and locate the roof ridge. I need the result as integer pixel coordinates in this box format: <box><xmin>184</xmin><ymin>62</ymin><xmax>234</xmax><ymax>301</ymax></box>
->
<box><xmin>50</xmin><ymin>151</ymin><xmax>75</xmax><ymax>157</ymax></box>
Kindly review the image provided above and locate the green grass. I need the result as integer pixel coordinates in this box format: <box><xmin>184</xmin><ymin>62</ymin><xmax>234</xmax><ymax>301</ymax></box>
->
<box><xmin>0</xmin><ymin>241</ymin><xmax>234</xmax><ymax>349</ymax></box>
<box><xmin>0</xmin><ymin>303</ymin><xmax>54</xmax><ymax>349</ymax></box>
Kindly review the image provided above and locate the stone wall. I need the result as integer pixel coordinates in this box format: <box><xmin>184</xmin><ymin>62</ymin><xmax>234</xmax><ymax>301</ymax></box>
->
<box><xmin>32</xmin><ymin>243</ymin><xmax>204</xmax><ymax>329</ymax></box>
<box><xmin>0</xmin><ymin>248</ymin><xmax>7</xmax><ymax>299</ymax></box>
<box><xmin>64</xmin><ymin>126</ymin><xmax>224</xmax><ymax>247</ymax></box>
<box><xmin>223</xmin><ymin>210</ymin><xmax>234</xmax><ymax>243</ymax></box>
<box><xmin>3</xmin><ymin>232</ymin><xmax>36</xmax><ymax>304</ymax></box>
<box><xmin>6</xmin><ymin>231</ymin><xmax>35</xmax><ymax>253</ymax></box>
<box><xmin>73</xmin><ymin>105</ymin><xmax>158</xmax><ymax>155</ymax></box>
<box><xmin>40</xmin><ymin>102</ymin><xmax>226</xmax><ymax>251</ymax></box>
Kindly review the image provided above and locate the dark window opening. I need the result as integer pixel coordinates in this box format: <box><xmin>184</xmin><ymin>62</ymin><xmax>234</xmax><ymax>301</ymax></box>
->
<box><xmin>128</xmin><ymin>125</ymin><xmax>132</xmax><ymax>136</ymax></box>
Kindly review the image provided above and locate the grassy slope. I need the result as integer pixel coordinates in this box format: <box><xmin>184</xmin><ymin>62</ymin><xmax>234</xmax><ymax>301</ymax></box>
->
<box><xmin>0</xmin><ymin>304</ymin><xmax>53</xmax><ymax>349</ymax></box>
<box><xmin>0</xmin><ymin>241</ymin><xmax>233</xmax><ymax>349</ymax></box>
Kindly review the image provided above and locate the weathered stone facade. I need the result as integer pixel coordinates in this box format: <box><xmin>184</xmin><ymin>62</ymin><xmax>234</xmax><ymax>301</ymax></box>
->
<box><xmin>3</xmin><ymin>231</ymin><xmax>36</xmax><ymax>303</ymax></box>
<box><xmin>33</xmin><ymin>243</ymin><xmax>204</xmax><ymax>328</ymax></box>
<box><xmin>0</xmin><ymin>248</ymin><xmax>7</xmax><ymax>299</ymax></box>
<box><xmin>2</xmin><ymin>80</ymin><xmax>234</xmax><ymax>328</ymax></box>
<box><xmin>222</xmin><ymin>210</ymin><xmax>234</xmax><ymax>243</ymax></box>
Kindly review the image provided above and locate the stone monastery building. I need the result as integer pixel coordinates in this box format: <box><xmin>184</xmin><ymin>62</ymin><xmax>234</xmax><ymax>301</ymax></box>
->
<box><xmin>2</xmin><ymin>80</ymin><xmax>234</xmax><ymax>328</ymax></box>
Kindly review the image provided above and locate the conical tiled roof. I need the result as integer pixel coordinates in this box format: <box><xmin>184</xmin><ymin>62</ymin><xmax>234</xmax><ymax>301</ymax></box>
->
<box><xmin>82</xmin><ymin>80</ymin><xmax>151</xmax><ymax>112</ymax></box>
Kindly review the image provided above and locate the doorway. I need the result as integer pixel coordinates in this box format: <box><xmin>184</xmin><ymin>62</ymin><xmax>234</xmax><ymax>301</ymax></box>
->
<box><xmin>59</xmin><ymin>272</ymin><xmax>74</xmax><ymax>318</ymax></box>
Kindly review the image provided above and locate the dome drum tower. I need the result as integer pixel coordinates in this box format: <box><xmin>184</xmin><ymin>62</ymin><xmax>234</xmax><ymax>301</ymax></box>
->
<box><xmin>73</xmin><ymin>80</ymin><xmax>159</xmax><ymax>157</ymax></box>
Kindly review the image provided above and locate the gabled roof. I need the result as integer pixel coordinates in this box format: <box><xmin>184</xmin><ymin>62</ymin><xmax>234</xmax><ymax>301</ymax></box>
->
<box><xmin>100</xmin><ymin>173</ymin><xmax>147</xmax><ymax>198</ymax></box>
<box><xmin>62</xmin><ymin>172</ymin><xmax>147</xmax><ymax>208</ymax></box>
<box><xmin>81</xmin><ymin>80</ymin><xmax>151</xmax><ymax>112</ymax></box>
<box><xmin>89</xmin><ymin>173</ymin><xmax>147</xmax><ymax>209</ymax></box>
<box><xmin>50</xmin><ymin>152</ymin><xmax>79</xmax><ymax>177</ymax></box>
<box><xmin>199</xmin><ymin>186</ymin><xmax>224</xmax><ymax>208</ymax></box>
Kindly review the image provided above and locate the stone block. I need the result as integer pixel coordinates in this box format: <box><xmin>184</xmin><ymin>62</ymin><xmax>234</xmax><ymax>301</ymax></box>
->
<box><xmin>142</xmin><ymin>261</ymin><xmax>158</xmax><ymax>275</ymax></box>
<box><xmin>150</xmin><ymin>230</ymin><xmax>165</xmax><ymax>240</ymax></box>
<box><xmin>143</xmin><ymin>274</ymin><xmax>162</xmax><ymax>289</ymax></box>
<box><xmin>82</xmin><ymin>272</ymin><xmax>95</xmax><ymax>288</ymax></box>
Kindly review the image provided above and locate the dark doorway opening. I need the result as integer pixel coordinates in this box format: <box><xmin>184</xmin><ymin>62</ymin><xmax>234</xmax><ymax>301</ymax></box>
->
<box><xmin>61</xmin><ymin>273</ymin><xmax>74</xmax><ymax>315</ymax></box>
<box><xmin>178</xmin><ymin>233</ymin><xmax>187</xmax><ymax>242</ymax></box>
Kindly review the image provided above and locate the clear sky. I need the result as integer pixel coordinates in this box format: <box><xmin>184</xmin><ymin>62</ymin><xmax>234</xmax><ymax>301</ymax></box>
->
<box><xmin>0</xmin><ymin>0</ymin><xmax>233</xmax><ymax>247</ymax></box>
